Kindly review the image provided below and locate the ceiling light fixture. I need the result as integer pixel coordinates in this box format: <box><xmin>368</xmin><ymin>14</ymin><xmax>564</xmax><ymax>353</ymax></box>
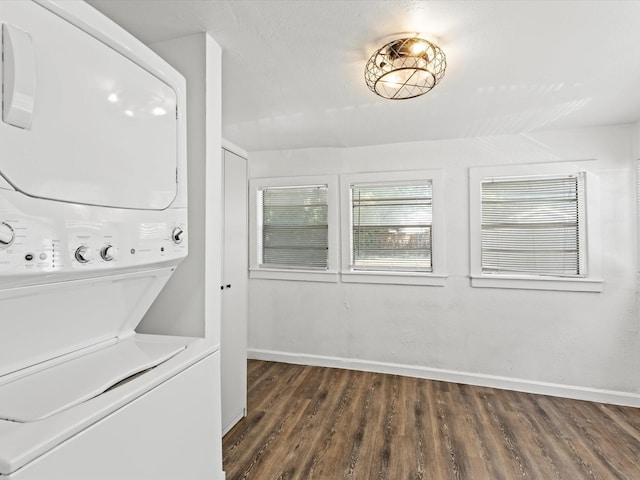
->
<box><xmin>364</xmin><ymin>37</ymin><xmax>446</xmax><ymax>100</ymax></box>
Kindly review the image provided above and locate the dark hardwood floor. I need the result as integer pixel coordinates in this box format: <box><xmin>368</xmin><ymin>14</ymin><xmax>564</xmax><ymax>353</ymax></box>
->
<box><xmin>222</xmin><ymin>360</ymin><xmax>640</xmax><ymax>480</ymax></box>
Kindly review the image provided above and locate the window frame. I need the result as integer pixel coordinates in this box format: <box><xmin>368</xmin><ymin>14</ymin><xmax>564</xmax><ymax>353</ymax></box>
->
<box><xmin>469</xmin><ymin>162</ymin><xmax>603</xmax><ymax>292</ymax></box>
<box><xmin>340</xmin><ymin>170</ymin><xmax>446</xmax><ymax>286</ymax></box>
<box><xmin>249</xmin><ymin>175</ymin><xmax>339</xmax><ymax>282</ymax></box>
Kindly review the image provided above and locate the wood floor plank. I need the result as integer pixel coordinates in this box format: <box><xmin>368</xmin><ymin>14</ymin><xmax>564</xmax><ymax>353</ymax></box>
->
<box><xmin>506</xmin><ymin>391</ymin><xmax>570</xmax><ymax>480</ymax></box>
<box><xmin>301</xmin><ymin>368</ymin><xmax>361</xmax><ymax>479</ymax></box>
<box><xmin>223</xmin><ymin>361</ymin><xmax>640</xmax><ymax>480</ymax></box>
<box><xmin>448</xmin><ymin>383</ymin><xmax>493</xmax><ymax>480</ymax></box>
<box><xmin>536</xmin><ymin>395</ymin><xmax>618</xmax><ymax>480</ymax></box>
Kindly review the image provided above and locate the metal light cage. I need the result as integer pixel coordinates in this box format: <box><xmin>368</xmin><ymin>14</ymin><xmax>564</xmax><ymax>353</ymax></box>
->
<box><xmin>364</xmin><ymin>37</ymin><xmax>447</xmax><ymax>100</ymax></box>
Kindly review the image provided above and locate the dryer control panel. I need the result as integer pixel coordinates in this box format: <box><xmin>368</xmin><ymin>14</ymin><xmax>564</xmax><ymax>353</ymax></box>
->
<box><xmin>0</xmin><ymin>193</ymin><xmax>188</xmax><ymax>288</ymax></box>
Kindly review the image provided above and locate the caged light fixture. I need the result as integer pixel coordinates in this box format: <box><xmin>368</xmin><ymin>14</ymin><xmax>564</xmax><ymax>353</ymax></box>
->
<box><xmin>364</xmin><ymin>37</ymin><xmax>446</xmax><ymax>100</ymax></box>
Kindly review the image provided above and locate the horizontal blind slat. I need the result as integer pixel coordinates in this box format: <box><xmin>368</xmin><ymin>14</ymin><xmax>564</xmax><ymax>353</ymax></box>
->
<box><xmin>352</xmin><ymin>182</ymin><xmax>433</xmax><ymax>272</ymax></box>
<box><xmin>480</xmin><ymin>175</ymin><xmax>580</xmax><ymax>276</ymax></box>
<box><xmin>259</xmin><ymin>185</ymin><xmax>329</xmax><ymax>269</ymax></box>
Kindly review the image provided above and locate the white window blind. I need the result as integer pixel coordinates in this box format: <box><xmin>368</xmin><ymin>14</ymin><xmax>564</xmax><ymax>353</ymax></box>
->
<box><xmin>258</xmin><ymin>185</ymin><xmax>329</xmax><ymax>269</ymax></box>
<box><xmin>351</xmin><ymin>182</ymin><xmax>433</xmax><ymax>271</ymax></box>
<box><xmin>481</xmin><ymin>174</ymin><xmax>584</xmax><ymax>276</ymax></box>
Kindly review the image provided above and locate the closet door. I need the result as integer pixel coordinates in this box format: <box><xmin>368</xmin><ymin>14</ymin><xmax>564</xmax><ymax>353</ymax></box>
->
<box><xmin>221</xmin><ymin>147</ymin><xmax>248</xmax><ymax>434</ymax></box>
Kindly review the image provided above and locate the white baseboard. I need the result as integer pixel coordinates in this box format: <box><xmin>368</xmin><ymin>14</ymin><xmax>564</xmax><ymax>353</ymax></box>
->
<box><xmin>222</xmin><ymin>407</ymin><xmax>247</xmax><ymax>436</ymax></box>
<box><xmin>248</xmin><ymin>348</ymin><xmax>640</xmax><ymax>408</ymax></box>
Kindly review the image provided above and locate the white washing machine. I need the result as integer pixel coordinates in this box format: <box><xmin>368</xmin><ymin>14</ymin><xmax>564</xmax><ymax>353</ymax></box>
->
<box><xmin>0</xmin><ymin>1</ymin><xmax>223</xmax><ymax>478</ymax></box>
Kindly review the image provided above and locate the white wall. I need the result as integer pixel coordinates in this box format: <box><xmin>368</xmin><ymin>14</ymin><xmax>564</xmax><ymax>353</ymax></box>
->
<box><xmin>248</xmin><ymin>125</ymin><xmax>640</xmax><ymax>405</ymax></box>
<box><xmin>137</xmin><ymin>33</ymin><xmax>223</xmax><ymax>345</ymax></box>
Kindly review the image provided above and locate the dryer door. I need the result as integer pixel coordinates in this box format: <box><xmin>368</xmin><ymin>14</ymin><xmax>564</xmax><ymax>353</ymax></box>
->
<box><xmin>0</xmin><ymin>2</ymin><xmax>177</xmax><ymax>210</ymax></box>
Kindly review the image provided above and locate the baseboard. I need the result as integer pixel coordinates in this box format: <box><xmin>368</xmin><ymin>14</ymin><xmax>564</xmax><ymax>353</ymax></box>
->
<box><xmin>222</xmin><ymin>407</ymin><xmax>247</xmax><ymax>436</ymax></box>
<box><xmin>248</xmin><ymin>348</ymin><xmax>640</xmax><ymax>408</ymax></box>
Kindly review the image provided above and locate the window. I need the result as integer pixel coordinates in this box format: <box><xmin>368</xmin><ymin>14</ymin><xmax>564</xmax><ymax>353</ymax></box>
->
<box><xmin>249</xmin><ymin>175</ymin><xmax>339</xmax><ymax>281</ymax></box>
<box><xmin>259</xmin><ymin>185</ymin><xmax>328</xmax><ymax>269</ymax></box>
<box><xmin>351</xmin><ymin>183</ymin><xmax>433</xmax><ymax>271</ymax></box>
<box><xmin>481</xmin><ymin>174</ymin><xmax>583</xmax><ymax>276</ymax></box>
<box><xmin>341</xmin><ymin>170</ymin><xmax>446</xmax><ymax>286</ymax></box>
<box><xmin>470</xmin><ymin>162</ymin><xmax>602</xmax><ymax>292</ymax></box>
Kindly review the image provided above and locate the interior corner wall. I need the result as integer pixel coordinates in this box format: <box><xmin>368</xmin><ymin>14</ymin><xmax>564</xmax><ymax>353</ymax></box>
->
<box><xmin>635</xmin><ymin>121</ymin><xmax>640</xmax><ymax>386</ymax></box>
<box><xmin>136</xmin><ymin>33</ymin><xmax>223</xmax><ymax>345</ymax></box>
<box><xmin>247</xmin><ymin>125</ymin><xmax>640</xmax><ymax>401</ymax></box>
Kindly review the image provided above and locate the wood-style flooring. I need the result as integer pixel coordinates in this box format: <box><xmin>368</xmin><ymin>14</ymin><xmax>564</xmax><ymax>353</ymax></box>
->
<box><xmin>222</xmin><ymin>360</ymin><xmax>640</xmax><ymax>480</ymax></box>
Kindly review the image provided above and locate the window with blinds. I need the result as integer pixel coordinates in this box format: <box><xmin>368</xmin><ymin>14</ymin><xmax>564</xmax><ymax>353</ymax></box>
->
<box><xmin>481</xmin><ymin>173</ymin><xmax>585</xmax><ymax>276</ymax></box>
<box><xmin>351</xmin><ymin>182</ymin><xmax>433</xmax><ymax>271</ymax></box>
<box><xmin>258</xmin><ymin>185</ymin><xmax>329</xmax><ymax>269</ymax></box>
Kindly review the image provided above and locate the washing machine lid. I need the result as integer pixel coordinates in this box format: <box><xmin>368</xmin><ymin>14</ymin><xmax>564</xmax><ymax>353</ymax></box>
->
<box><xmin>0</xmin><ymin>335</ymin><xmax>186</xmax><ymax>423</ymax></box>
<box><xmin>0</xmin><ymin>2</ymin><xmax>178</xmax><ymax>210</ymax></box>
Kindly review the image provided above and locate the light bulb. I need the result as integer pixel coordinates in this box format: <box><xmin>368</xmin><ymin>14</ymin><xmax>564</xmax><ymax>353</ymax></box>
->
<box><xmin>382</xmin><ymin>73</ymin><xmax>402</xmax><ymax>88</ymax></box>
<box><xmin>411</xmin><ymin>40</ymin><xmax>427</xmax><ymax>55</ymax></box>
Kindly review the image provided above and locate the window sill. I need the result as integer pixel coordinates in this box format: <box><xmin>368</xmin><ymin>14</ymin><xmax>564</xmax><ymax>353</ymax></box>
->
<box><xmin>341</xmin><ymin>271</ymin><xmax>447</xmax><ymax>286</ymax></box>
<box><xmin>250</xmin><ymin>268</ymin><xmax>339</xmax><ymax>283</ymax></box>
<box><xmin>470</xmin><ymin>275</ymin><xmax>603</xmax><ymax>292</ymax></box>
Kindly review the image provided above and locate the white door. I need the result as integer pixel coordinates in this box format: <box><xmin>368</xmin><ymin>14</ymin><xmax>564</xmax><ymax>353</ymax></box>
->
<box><xmin>221</xmin><ymin>147</ymin><xmax>248</xmax><ymax>434</ymax></box>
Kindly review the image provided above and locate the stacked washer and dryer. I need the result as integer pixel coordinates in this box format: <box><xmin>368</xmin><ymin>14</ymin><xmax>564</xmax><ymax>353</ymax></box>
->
<box><xmin>0</xmin><ymin>1</ymin><xmax>223</xmax><ymax>478</ymax></box>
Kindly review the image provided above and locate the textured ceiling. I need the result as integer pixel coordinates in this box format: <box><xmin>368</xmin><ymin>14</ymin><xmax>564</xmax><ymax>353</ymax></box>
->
<box><xmin>88</xmin><ymin>0</ymin><xmax>640</xmax><ymax>152</ymax></box>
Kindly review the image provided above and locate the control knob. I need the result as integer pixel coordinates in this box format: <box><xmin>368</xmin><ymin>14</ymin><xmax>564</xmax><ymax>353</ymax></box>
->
<box><xmin>171</xmin><ymin>227</ymin><xmax>185</xmax><ymax>244</ymax></box>
<box><xmin>75</xmin><ymin>246</ymin><xmax>94</xmax><ymax>263</ymax></box>
<box><xmin>101</xmin><ymin>245</ymin><xmax>118</xmax><ymax>261</ymax></box>
<box><xmin>0</xmin><ymin>222</ymin><xmax>15</xmax><ymax>247</ymax></box>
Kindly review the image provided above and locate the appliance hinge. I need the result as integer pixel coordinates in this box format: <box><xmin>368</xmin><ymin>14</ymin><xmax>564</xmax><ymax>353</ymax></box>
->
<box><xmin>176</xmin><ymin>105</ymin><xmax>179</xmax><ymax>120</ymax></box>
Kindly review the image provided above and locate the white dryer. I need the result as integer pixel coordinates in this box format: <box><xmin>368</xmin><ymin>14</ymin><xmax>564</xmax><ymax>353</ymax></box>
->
<box><xmin>0</xmin><ymin>1</ymin><xmax>223</xmax><ymax>479</ymax></box>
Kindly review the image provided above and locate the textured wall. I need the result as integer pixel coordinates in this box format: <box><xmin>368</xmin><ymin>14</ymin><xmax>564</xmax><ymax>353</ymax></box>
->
<box><xmin>138</xmin><ymin>33</ymin><xmax>222</xmax><ymax>344</ymax></box>
<box><xmin>248</xmin><ymin>125</ymin><xmax>640</xmax><ymax>398</ymax></box>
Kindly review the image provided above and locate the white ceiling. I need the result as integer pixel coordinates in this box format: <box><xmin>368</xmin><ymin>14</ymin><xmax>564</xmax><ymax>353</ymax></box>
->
<box><xmin>87</xmin><ymin>0</ymin><xmax>640</xmax><ymax>152</ymax></box>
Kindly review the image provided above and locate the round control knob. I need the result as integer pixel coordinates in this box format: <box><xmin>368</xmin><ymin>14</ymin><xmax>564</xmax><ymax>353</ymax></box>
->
<box><xmin>75</xmin><ymin>246</ymin><xmax>94</xmax><ymax>263</ymax></box>
<box><xmin>0</xmin><ymin>222</ymin><xmax>15</xmax><ymax>247</ymax></box>
<box><xmin>100</xmin><ymin>245</ymin><xmax>118</xmax><ymax>261</ymax></box>
<box><xmin>171</xmin><ymin>227</ymin><xmax>185</xmax><ymax>244</ymax></box>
